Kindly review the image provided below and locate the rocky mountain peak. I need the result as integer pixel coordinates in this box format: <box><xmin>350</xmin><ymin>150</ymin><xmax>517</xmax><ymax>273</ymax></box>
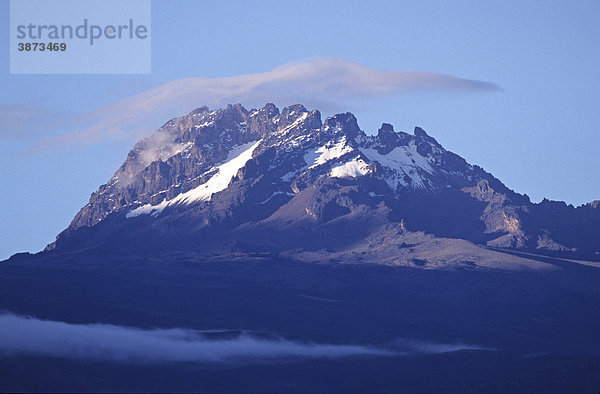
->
<box><xmin>375</xmin><ymin>123</ymin><xmax>405</xmax><ymax>154</ymax></box>
<box><xmin>323</xmin><ymin>112</ymin><xmax>362</xmax><ymax>140</ymax></box>
<box><xmin>46</xmin><ymin>103</ymin><xmax>599</xmax><ymax>258</ymax></box>
<box><xmin>587</xmin><ymin>200</ymin><xmax>600</xmax><ymax>209</ymax></box>
<box><xmin>190</xmin><ymin>106</ymin><xmax>210</xmax><ymax>115</ymax></box>
<box><xmin>414</xmin><ymin>126</ymin><xmax>428</xmax><ymax>137</ymax></box>
<box><xmin>57</xmin><ymin>103</ymin><xmax>500</xmax><ymax>235</ymax></box>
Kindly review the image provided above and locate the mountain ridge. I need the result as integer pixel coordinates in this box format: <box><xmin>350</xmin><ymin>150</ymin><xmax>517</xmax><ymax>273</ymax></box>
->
<box><xmin>44</xmin><ymin>103</ymin><xmax>600</xmax><ymax>264</ymax></box>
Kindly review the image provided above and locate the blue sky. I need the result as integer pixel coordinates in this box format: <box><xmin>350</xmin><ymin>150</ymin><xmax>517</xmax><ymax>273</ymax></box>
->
<box><xmin>1</xmin><ymin>0</ymin><xmax>599</xmax><ymax>260</ymax></box>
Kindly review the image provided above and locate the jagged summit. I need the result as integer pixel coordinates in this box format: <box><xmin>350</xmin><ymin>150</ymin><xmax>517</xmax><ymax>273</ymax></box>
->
<box><xmin>46</xmin><ymin>104</ymin><xmax>600</xmax><ymax>262</ymax></box>
<box><xmin>62</xmin><ymin>103</ymin><xmax>487</xmax><ymax>229</ymax></box>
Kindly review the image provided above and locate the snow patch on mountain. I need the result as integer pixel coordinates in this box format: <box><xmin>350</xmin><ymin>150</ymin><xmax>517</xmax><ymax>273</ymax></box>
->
<box><xmin>360</xmin><ymin>143</ymin><xmax>433</xmax><ymax>189</ymax></box>
<box><xmin>127</xmin><ymin>140</ymin><xmax>261</xmax><ymax>218</ymax></box>
<box><xmin>125</xmin><ymin>201</ymin><xmax>167</xmax><ymax>218</ymax></box>
<box><xmin>276</xmin><ymin>112</ymin><xmax>309</xmax><ymax>134</ymax></box>
<box><xmin>304</xmin><ymin>137</ymin><xmax>354</xmax><ymax>169</ymax></box>
<box><xmin>330</xmin><ymin>158</ymin><xmax>371</xmax><ymax>179</ymax></box>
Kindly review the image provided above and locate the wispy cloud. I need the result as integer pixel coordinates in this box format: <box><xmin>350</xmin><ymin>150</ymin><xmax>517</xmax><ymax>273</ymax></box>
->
<box><xmin>25</xmin><ymin>57</ymin><xmax>500</xmax><ymax>152</ymax></box>
<box><xmin>0</xmin><ymin>313</ymin><xmax>393</xmax><ymax>363</ymax></box>
<box><xmin>0</xmin><ymin>102</ymin><xmax>65</xmax><ymax>139</ymax></box>
<box><xmin>0</xmin><ymin>313</ymin><xmax>491</xmax><ymax>364</ymax></box>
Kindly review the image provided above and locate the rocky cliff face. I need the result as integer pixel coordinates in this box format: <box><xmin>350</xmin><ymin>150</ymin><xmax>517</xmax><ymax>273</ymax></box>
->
<box><xmin>47</xmin><ymin>103</ymin><xmax>600</xmax><ymax>259</ymax></box>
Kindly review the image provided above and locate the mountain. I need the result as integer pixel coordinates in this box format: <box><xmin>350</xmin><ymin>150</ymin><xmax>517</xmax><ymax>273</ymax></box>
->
<box><xmin>45</xmin><ymin>103</ymin><xmax>600</xmax><ymax>266</ymax></box>
<box><xmin>3</xmin><ymin>103</ymin><xmax>600</xmax><ymax>392</ymax></box>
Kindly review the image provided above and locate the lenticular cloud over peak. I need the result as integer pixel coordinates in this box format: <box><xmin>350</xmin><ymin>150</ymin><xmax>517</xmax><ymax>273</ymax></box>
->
<box><xmin>32</xmin><ymin>57</ymin><xmax>500</xmax><ymax>151</ymax></box>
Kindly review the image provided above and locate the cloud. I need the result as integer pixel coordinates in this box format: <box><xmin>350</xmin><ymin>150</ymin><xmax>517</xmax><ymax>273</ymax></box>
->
<box><xmin>30</xmin><ymin>57</ymin><xmax>500</xmax><ymax>152</ymax></box>
<box><xmin>0</xmin><ymin>313</ymin><xmax>393</xmax><ymax>364</ymax></box>
<box><xmin>0</xmin><ymin>102</ymin><xmax>64</xmax><ymax>139</ymax></box>
<box><xmin>0</xmin><ymin>313</ymin><xmax>491</xmax><ymax>364</ymax></box>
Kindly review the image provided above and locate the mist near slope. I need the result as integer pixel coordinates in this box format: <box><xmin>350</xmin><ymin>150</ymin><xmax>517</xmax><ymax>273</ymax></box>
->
<box><xmin>0</xmin><ymin>313</ymin><xmax>489</xmax><ymax>364</ymax></box>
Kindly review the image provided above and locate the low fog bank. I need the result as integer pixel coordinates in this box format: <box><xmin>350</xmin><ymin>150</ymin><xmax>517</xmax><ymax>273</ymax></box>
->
<box><xmin>0</xmin><ymin>313</ymin><xmax>490</xmax><ymax>364</ymax></box>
